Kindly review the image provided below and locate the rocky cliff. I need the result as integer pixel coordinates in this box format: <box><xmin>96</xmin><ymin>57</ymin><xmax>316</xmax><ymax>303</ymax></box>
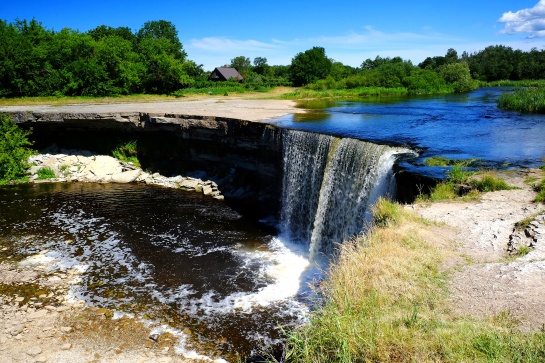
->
<box><xmin>7</xmin><ymin>111</ymin><xmax>284</xmax><ymax>220</ymax></box>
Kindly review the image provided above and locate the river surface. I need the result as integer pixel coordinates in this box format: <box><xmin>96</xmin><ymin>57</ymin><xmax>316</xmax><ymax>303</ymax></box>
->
<box><xmin>270</xmin><ymin>87</ymin><xmax>545</xmax><ymax>176</ymax></box>
<box><xmin>0</xmin><ymin>183</ymin><xmax>310</xmax><ymax>360</ymax></box>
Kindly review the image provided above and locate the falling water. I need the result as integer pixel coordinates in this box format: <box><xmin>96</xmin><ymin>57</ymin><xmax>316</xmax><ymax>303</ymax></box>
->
<box><xmin>279</xmin><ymin>130</ymin><xmax>401</xmax><ymax>259</ymax></box>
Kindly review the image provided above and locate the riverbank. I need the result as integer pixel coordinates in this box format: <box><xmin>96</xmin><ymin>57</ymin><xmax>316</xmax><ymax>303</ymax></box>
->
<box><xmin>0</xmin><ymin>245</ymin><xmax>210</xmax><ymax>363</ymax></box>
<box><xmin>3</xmin><ymin>169</ymin><xmax>544</xmax><ymax>362</ymax></box>
<box><xmin>284</xmin><ymin>169</ymin><xmax>545</xmax><ymax>362</ymax></box>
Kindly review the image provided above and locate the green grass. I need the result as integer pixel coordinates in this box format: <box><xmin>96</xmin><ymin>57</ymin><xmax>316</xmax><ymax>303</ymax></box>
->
<box><xmin>279</xmin><ymin>87</ymin><xmax>410</xmax><ymax>100</ymax></box>
<box><xmin>481</xmin><ymin>79</ymin><xmax>545</xmax><ymax>88</ymax></box>
<box><xmin>36</xmin><ymin>167</ymin><xmax>56</xmax><ymax>180</ymax></box>
<box><xmin>471</xmin><ymin>174</ymin><xmax>514</xmax><ymax>192</ymax></box>
<box><xmin>535</xmin><ymin>178</ymin><xmax>545</xmax><ymax>203</ymax></box>
<box><xmin>423</xmin><ymin>156</ymin><xmax>479</xmax><ymax>167</ymax></box>
<box><xmin>281</xmin><ymin>199</ymin><xmax>545</xmax><ymax>363</ymax></box>
<box><xmin>497</xmin><ymin>86</ymin><xmax>545</xmax><ymax>113</ymax></box>
<box><xmin>422</xmin><ymin>168</ymin><xmax>514</xmax><ymax>202</ymax></box>
<box><xmin>111</xmin><ymin>140</ymin><xmax>140</xmax><ymax>167</ymax></box>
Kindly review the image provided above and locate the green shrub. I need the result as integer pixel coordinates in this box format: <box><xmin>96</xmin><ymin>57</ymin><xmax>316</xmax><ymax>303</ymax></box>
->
<box><xmin>0</xmin><ymin>114</ymin><xmax>35</xmax><ymax>184</ymax></box>
<box><xmin>471</xmin><ymin>175</ymin><xmax>513</xmax><ymax>192</ymax></box>
<box><xmin>429</xmin><ymin>182</ymin><xmax>458</xmax><ymax>201</ymax></box>
<box><xmin>112</xmin><ymin>140</ymin><xmax>140</xmax><ymax>167</ymax></box>
<box><xmin>36</xmin><ymin>167</ymin><xmax>56</xmax><ymax>180</ymax></box>
<box><xmin>448</xmin><ymin>165</ymin><xmax>472</xmax><ymax>184</ymax></box>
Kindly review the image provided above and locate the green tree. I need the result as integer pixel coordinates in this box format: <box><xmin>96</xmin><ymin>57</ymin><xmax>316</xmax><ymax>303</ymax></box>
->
<box><xmin>229</xmin><ymin>56</ymin><xmax>252</xmax><ymax>78</ymax></box>
<box><xmin>136</xmin><ymin>20</ymin><xmax>185</xmax><ymax>59</ymax></box>
<box><xmin>0</xmin><ymin>115</ymin><xmax>35</xmax><ymax>183</ymax></box>
<box><xmin>440</xmin><ymin>62</ymin><xmax>477</xmax><ymax>92</ymax></box>
<box><xmin>330</xmin><ymin>61</ymin><xmax>356</xmax><ymax>80</ymax></box>
<box><xmin>253</xmin><ymin>57</ymin><xmax>270</xmax><ymax>75</ymax></box>
<box><xmin>88</xmin><ymin>25</ymin><xmax>136</xmax><ymax>44</ymax></box>
<box><xmin>289</xmin><ymin>46</ymin><xmax>332</xmax><ymax>86</ymax></box>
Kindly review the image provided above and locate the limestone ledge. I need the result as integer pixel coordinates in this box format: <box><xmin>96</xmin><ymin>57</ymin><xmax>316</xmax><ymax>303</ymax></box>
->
<box><xmin>28</xmin><ymin>152</ymin><xmax>224</xmax><ymax>200</ymax></box>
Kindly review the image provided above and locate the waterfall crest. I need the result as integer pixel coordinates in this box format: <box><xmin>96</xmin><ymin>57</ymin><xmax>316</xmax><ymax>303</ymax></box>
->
<box><xmin>279</xmin><ymin>129</ymin><xmax>400</xmax><ymax>259</ymax></box>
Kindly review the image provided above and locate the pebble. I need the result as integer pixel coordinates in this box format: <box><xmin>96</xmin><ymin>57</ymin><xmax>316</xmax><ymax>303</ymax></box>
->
<box><xmin>10</xmin><ymin>324</ymin><xmax>24</xmax><ymax>336</ymax></box>
<box><xmin>61</xmin><ymin>343</ymin><xmax>72</xmax><ymax>350</ymax></box>
<box><xmin>59</xmin><ymin>326</ymin><xmax>73</xmax><ymax>333</ymax></box>
<box><xmin>26</xmin><ymin>346</ymin><xmax>42</xmax><ymax>357</ymax></box>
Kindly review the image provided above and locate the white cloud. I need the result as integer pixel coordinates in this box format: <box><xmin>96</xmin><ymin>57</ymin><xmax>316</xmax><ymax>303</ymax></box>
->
<box><xmin>186</xmin><ymin>26</ymin><xmax>545</xmax><ymax>70</ymax></box>
<box><xmin>498</xmin><ymin>0</ymin><xmax>545</xmax><ymax>38</ymax></box>
<box><xmin>188</xmin><ymin>37</ymin><xmax>279</xmax><ymax>52</ymax></box>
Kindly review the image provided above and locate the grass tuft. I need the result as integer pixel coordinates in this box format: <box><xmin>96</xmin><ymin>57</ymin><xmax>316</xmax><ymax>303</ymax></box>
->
<box><xmin>36</xmin><ymin>167</ymin><xmax>55</xmax><ymax>180</ymax></box>
<box><xmin>422</xmin><ymin>169</ymin><xmax>514</xmax><ymax>202</ymax></box>
<box><xmin>535</xmin><ymin>178</ymin><xmax>545</xmax><ymax>203</ymax></box>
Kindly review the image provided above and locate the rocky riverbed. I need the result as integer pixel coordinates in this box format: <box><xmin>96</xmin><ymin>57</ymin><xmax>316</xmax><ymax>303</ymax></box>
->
<box><xmin>0</xmin><ymin>249</ymin><xmax>209</xmax><ymax>363</ymax></box>
<box><xmin>27</xmin><ymin>151</ymin><xmax>224</xmax><ymax>200</ymax></box>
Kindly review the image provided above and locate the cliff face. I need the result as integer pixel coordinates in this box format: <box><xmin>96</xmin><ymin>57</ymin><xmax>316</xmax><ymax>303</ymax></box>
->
<box><xmin>8</xmin><ymin>111</ymin><xmax>284</xmax><ymax>220</ymax></box>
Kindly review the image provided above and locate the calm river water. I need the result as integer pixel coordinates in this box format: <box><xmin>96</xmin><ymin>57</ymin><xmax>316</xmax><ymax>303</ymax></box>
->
<box><xmin>270</xmin><ymin>87</ymin><xmax>545</xmax><ymax>175</ymax></box>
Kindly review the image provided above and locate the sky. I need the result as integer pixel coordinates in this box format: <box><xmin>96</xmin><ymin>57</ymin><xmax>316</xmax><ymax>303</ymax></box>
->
<box><xmin>2</xmin><ymin>0</ymin><xmax>545</xmax><ymax>70</ymax></box>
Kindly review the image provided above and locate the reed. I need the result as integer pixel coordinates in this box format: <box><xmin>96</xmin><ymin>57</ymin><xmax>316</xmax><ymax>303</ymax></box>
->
<box><xmin>497</xmin><ymin>86</ymin><xmax>545</xmax><ymax>113</ymax></box>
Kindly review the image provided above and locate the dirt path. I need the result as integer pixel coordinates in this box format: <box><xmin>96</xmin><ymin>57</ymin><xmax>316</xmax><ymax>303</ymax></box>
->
<box><xmin>408</xmin><ymin>169</ymin><xmax>545</xmax><ymax>331</ymax></box>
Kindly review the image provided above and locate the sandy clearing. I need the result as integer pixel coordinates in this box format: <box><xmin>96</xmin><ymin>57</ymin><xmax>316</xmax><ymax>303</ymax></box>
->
<box><xmin>0</xmin><ymin>99</ymin><xmax>304</xmax><ymax>122</ymax></box>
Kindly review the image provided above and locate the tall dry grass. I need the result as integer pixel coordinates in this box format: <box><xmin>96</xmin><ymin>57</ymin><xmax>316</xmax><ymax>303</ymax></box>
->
<box><xmin>282</xmin><ymin>198</ymin><xmax>545</xmax><ymax>362</ymax></box>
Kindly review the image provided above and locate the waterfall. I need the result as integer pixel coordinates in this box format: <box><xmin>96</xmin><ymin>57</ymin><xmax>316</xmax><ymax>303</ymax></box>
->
<box><xmin>279</xmin><ymin>129</ymin><xmax>400</xmax><ymax>259</ymax></box>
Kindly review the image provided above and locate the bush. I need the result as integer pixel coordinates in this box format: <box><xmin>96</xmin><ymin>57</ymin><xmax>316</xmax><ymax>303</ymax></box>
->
<box><xmin>0</xmin><ymin>114</ymin><xmax>35</xmax><ymax>184</ymax></box>
<box><xmin>471</xmin><ymin>174</ymin><xmax>513</xmax><ymax>192</ymax></box>
<box><xmin>112</xmin><ymin>140</ymin><xmax>140</xmax><ymax>167</ymax></box>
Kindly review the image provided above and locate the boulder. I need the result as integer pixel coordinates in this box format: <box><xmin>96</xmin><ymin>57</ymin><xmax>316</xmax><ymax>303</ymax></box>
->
<box><xmin>84</xmin><ymin>156</ymin><xmax>122</xmax><ymax>176</ymax></box>
<box><xmin>179</xmin><ymin>179</ymin><xmax>199</xmax><ymax>190</ymax></box>
<box><xmin>110</xmin><ymin>169</ymin><xmax>142</xmax><ymax>183</ymax></box>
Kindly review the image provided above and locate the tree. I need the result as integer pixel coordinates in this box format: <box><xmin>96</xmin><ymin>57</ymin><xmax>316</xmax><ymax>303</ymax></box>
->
<box><xmin>88</xmin><ymin>25</ymin><xmax>136</xmax><ymax>44</ymax></box>
<box><xmin>136</xmin><ymin>20</ymin><xmax>186</xmax><ymax>60</ymax></box>
<box><xmin>289</xmin><ymin>46</ymin><xmax>332</xmax><ymax>86</ymax></box>
<box><xmin>440</xmin><ymin>62</ymin><xmax>477</xmax><ymax>92</ymax></box>
<box><xmin>253</xmin><ymin>57</ymin><xmax>270</xmax><ymax>75</ymax></box>
<box><xmin>229</xmin><ymin>56</ymin><xmax>252</xmax><ymax>78</ymax></box>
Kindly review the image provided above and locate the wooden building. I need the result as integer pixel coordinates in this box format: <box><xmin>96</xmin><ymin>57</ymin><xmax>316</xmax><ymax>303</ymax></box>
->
<box><xmin>208</xmin><ymin>67</ymin><xmax>244</xmax><ymax>82</ymax></box>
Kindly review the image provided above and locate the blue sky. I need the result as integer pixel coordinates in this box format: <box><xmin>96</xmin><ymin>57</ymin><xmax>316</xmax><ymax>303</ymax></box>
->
<box><xmin>2</xmin><ymin>0</ymin><xmax>545</xmax><ymax>70</ymax></box>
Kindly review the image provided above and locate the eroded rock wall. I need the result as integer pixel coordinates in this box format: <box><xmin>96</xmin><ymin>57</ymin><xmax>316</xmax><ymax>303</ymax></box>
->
<box><xmin>8</xmin><ymin>111</ymin><xmax>283</xmax><ymax>220</ymax></box>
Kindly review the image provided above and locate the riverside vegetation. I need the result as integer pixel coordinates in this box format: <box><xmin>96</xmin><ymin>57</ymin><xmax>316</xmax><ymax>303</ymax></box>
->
<box><xmin>2</xmin><ymin>18</ymin><xmax>545</xmax><ymax>112</ymax></box>
<box><xmin>0</xmin><ymin>114</ymin><xmax>35</xmax><ymax>184</ymax></box>
<box><xmin>281</xmin><ymin>198</ymin><xmax>545</xmax><ymax>363</ymax></box>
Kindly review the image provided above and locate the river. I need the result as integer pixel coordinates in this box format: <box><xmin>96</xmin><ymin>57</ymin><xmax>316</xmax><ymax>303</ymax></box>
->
<box><xmin>269</xmin><ymin>87</ymin><xmax>545</xmax><ymax>176</ymax></box>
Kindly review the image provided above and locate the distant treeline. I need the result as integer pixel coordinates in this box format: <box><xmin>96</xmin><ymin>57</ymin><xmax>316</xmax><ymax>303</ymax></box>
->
<box><xmin>2</xmin><ymin>18</ymin><xmax>545</xmax><ymax>98</ymax></box>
